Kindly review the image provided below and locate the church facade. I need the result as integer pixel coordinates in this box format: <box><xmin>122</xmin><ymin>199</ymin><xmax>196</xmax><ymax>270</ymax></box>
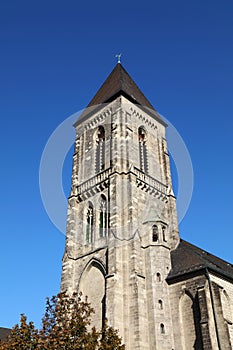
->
<box><xmin>61</xmin><ymin>63</ymin><xmax>233</xmax><ymax>349</ymax></box>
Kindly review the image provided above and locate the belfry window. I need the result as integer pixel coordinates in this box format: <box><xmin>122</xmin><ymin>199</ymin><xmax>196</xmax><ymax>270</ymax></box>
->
<box><xmin>96</xmin><ymin>126</ymin><xmax>105</xmax><ymax>173</ymax></box>
<box><xmin>152</xmin><ymin>225</ymin><xmax>158</xmax><ymax>242</ymax></box>
<box><xmin>86</xmin><ymin>204</ymin><xmax>94</xmax><ymax>243</ymax></box>
<box><xmin>138</xmin><ymin>127</ymin><xmax>148</xmax><ymax>173</ymax></box>
<box><xmin>99</xmin><ymin>195</ymin><xmax>107</xmax><ymax>237</ymax></box>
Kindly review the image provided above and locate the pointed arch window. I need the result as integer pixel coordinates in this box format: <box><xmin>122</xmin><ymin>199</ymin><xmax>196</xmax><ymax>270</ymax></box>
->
<box><xmin>86</xmin><ymin>204</ymin><xmax>94</xmax><ymax>243</ymax></box>
<box><xmin>79</xmin><ymin>261</ymin><xmax>106</xmax><ymax>330</ymax></box>
<box><xmin>138</xmin><ymin>127</ymin><xmax>148</xmax><ymax>173</ymax></box>
<box><xmin>152</xmin><ymin>225</ymin><xmax>158</xmax><ymax>242</ymax></box>
<box><xmin>99</xmin><ymin>195</ymin><xmax>107</xmax><ymax>237</ymax></box>
<box><xmin>221</xmin><ymin>290</ymin><xmax>233</xmax><ymax>324</ymax></box>
<box><xmin>180</xmin><ymin>291</ymin><xmax>203</xmax><ymax>349</ymax></box>
<box><xmin>96</xmin><ymin>126</ymin><xmax>105</xmax><ymax>173</ymax></box>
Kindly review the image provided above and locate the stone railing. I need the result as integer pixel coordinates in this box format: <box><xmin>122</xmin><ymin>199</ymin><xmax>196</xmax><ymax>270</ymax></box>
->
<box><xmin>132</xmin><ymin>167</ymin><xmax>167</xmax><ymax>196</ymax></box>
<box><xmin>77</xmin><ymin>167</ymin><xmax>112</xmax><ymax>196</ymax></box>
<box><xmin>76</xmin><ymin>166</ymin><xmax>167</xmax><ymax>201</ymax></box>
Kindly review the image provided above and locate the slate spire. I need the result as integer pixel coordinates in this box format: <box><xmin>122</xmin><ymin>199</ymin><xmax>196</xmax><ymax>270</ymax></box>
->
<box><xmin>87</xmin><ymin>63</ymin><xmax>155</xmax><ymax>110</ymax></box>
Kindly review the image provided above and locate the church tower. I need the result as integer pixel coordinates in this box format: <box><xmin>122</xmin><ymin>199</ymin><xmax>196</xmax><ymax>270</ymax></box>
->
<box><xmin>61</xmin><ymin>62</ymin><xmax>180</xmax><ymax>349</ymax></box>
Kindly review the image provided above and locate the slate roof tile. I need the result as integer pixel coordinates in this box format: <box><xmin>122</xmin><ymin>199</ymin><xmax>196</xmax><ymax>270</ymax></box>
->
<box><xmin>168</xmin><ymin>239</ymin><xmax>233</xmax><ymax>282</ymax></box>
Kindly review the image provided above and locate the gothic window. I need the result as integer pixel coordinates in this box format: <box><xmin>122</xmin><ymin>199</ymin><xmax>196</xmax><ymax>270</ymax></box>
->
<box><xmin>86</xmin><ymin>204</ymin><xmax>94</xmax><ymax>243</ymax></box>
<box><xmin>95</xmin><ymin>126</ymin><xmax>105</xmax><ymax>173</ymax></box>
<box><xmin>79</xmin><ymin>261</ymin><xmax>106</xmax><ymax>329</ymax></box>
<box><xmin>160</xmin><ymin>323</ymin><xmax>165</xmax><ymax>334</ymax></box>
<box><xmin>180</xmin><ymin>291</ymin><xmax>203</xmax><ymax>349</ymax></box>
<box><xmin>99</xmin><ymin>195</ymin><xmax>107</xmax><ymax>237</ymax></box>
<box><xmin>138</xmin><ymin>127</ymin><xmax>148</xmax><ymax>173</ymax></box>
<box><xmin>158</xmin><ymin>299</ymin><xmax>163</xmax><ymax>310</ymax></box>
<box><xmin>162</xmin><ymin>226</ymin><xmax>167</xmax><ymax>242</ymax></box>
<box><xmin>221</xmin><ymin>290</ymin><xmax>233</xmax><ymax>324</ymax></box>
<box><xmin>152</xmin><ymin>225</ymin><xmax>158</xmax><ymax>242</ymax></box>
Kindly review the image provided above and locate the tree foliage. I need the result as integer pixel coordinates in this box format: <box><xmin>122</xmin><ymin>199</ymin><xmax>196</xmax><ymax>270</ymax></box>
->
<box><xmin>0</xmin><ymin>292</ymin><xmax>125</xmax><ymax>350</ymax></box>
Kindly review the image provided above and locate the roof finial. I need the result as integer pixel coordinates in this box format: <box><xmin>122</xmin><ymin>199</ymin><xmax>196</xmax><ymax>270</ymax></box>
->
<box><xmin>115</xmin><ymin>53</ymin><xmax>122</xmax><ymax>64</ymax></box>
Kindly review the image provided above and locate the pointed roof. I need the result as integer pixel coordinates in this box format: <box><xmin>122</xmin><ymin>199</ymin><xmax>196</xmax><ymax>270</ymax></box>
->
<box><xmin>87</xmin><ymin>63</ymin><xmax>155</xmax><ymax>110</ymax></box>
<box><xmin>167</xmin><ymin>239</ymin><xmax>233</xmax><ymax>282</ymax></box>
<box><xmin>75</xmin><ymin>63</ymin><xmax>166</xmax><ymax>127</ymax></box>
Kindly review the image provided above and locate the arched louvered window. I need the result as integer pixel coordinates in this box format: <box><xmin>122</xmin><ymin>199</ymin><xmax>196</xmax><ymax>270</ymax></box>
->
<box><xmin>152</xmin><ymin>225</ymin><xmax>158</xmax><ymax>242</ymax></box>
<box><xmin>86</xmin><ymin>204</ymin><xmax>94</xmax><ymax>243</ymax></box>
<box><xmin>99</xmin><ymin>195</ymin><xmax>107</xmax><ymax>237</ymax></box>
<box><xmin>96</xmin><ymin>126</ymin><xmax>105</xmax><ymax>173</ymax></box>
<box><xmin>138</xmin><ymin>127</ymin><xmax>148</xmax><ymax>173</ymax></box>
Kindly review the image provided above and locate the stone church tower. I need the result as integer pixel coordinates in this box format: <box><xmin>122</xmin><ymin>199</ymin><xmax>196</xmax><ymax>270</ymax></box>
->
<box><xmin>61</xmin><ymin>63</ymin><xmax>233</xmax><ymax>349</ymax></box>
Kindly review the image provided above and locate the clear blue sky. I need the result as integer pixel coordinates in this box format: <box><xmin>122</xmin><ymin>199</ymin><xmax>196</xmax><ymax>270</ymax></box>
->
<box><xmin>0</xmin><ymin>0</ymin><xmax>233</xmax><ymax>328</ymax></box>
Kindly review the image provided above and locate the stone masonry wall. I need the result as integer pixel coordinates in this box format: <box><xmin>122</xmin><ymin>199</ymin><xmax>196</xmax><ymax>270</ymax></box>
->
<box><xmin>209</xmin><ymin>274</ymin><xmax>233</xmax><ymax>349</ymax></box>
<box><xmin>61</xmin><ymin>96</ymin><xmax>180</xmax><ymax>349</ymax></box>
